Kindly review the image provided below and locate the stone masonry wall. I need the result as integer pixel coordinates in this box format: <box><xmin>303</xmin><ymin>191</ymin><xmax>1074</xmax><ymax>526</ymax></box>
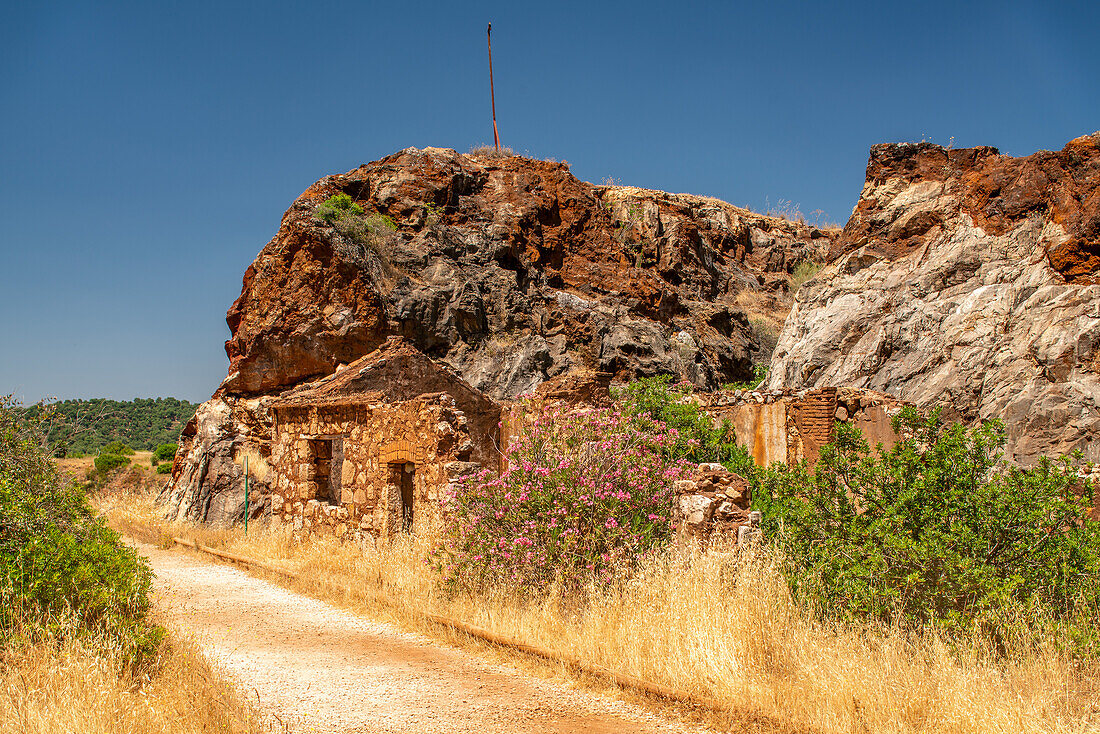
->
<box><xmin>269</xmin><ymin>393</ymin><xmax>479</xmax><ymax>541</ymax></box>
<box><xmin>673</xmin><ymin>463</ymin><xmax>755</xmax><ymax>548</ymax></box>
<box><xmin>702</xmin><ymin>387</ymin><xmax>908</xmax><ymax>467</ymax></box>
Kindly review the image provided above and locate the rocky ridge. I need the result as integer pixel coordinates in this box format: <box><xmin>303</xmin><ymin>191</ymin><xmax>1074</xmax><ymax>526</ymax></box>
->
<box><xmin>163</xmin><ymin>148</ymin><xmax>831</xmax><ymax>523</ymax></box>
<box><xmin>769</xmin><ymin>133</ymin><xmax>1100</xmax><ymax>464</ymax></box>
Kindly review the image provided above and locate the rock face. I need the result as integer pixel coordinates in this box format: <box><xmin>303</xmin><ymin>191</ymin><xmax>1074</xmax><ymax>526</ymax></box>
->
<box><xmin>223</xmin><ymin>149</ymin><xmax>831</xmax><ymax>399</ymax></box>
<box><xmin>166</xmin><ymin>147</ymin><xmax>831</xmax><ymax>523</ymax></box>
<box><xmin>159</xmin><ymin>396</ymin><xmax>274</xmax><ymax>525</ymax></box>
<box><xmin>769</xmin><ymin>134</ymin><xmax>1100</xmax><ymax>464</ymax></box>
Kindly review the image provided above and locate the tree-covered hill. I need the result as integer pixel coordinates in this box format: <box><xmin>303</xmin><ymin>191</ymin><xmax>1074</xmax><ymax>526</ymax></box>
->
<box><xmin>23</xmin><ymin>398</ymin><xmax>198</xmax><ymax>456</ymax></box>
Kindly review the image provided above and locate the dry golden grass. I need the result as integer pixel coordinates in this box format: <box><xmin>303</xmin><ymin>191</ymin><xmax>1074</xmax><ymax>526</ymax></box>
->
<box><xmin>0</xmin><ymin>624</ymin><xmax>268</xmax><ymax>734</ymax></box>
<box><xmin>99</xmin><ymin>490</ymin><xmax>1100</xmax><ymax>734</ymax></box>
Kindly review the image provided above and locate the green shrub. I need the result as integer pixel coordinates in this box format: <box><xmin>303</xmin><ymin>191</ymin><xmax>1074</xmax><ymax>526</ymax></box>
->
<box><xmin>100</xmin><ymin>440</ymin><xmax>134</xmax><ymax>456</ymax></box>
<box><xmin>94</xmin><ymin>453</ymin><xmax>130</xmax><ymax>475</ymax></box>
<box><xmin>153</xmin><ymin>443</ymin><xmax>177</xmax><ymax>462</ymax></box>
<box><xmin>156</xmin><ymin>463</ymin><xmax>172</xmax><ymax>475</ymax></box>
<box><xmin>315</xmin><ymin>194</ymin><xmax>399</xmax><ymax>262</ymax></box>
<box><xmin>313</xmin><ymin>193</ymin><xmax>363</xmax><ymax>224</ymax></box>
<box><xmin>614</xmin><ymin>376</ymin><xmax>757</xmax><ymax>481</ymax></box>
<box><xmin>0</xmin><ymin>398</ymin><xmax>162</xmax><ymax>663</ymax></box>
<box><xmin>791</xmin><ymin>260</ymin><xmax>823</xmax><ymax>289</ymax></box>
<box><xmin>724</xmin><ymin>364</ymin><xmax>769</xmax><ymax>391</ymax></box>
<box><xmin>755</xmin><ymin>407</ymin><xmax>1100</xmax><ymax>642</ymax></box>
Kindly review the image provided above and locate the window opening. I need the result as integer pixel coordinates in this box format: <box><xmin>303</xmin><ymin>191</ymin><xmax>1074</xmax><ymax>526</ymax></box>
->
<box><xmin>311</xmin><ymin>437</ymin><xmax>344</xmax><ymax>506</ymax></box>
<box><xmin>388</xmin><ymin>462</ymin><xmax>415</xmax><ymax>533</ymax></box>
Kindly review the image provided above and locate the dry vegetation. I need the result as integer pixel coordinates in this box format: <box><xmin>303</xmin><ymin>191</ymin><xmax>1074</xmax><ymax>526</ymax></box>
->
<box><xmin>98</xmin><ymin>489</ymin><xmax>1100</xmax><ymax>734</ymax></box>
<box><xmin>53</xmin><ymin>450</ymin><xmax>154</xmax><ymax>480</ymax></box>
<box><xmin>0</xmin><ymin>621</ymin><xmax>267</xmax><ymax>734</ymax></box>
<box><xmin>467</xmin><ymin>144</ymin><xmax>516</xmax><ymax>158</ymax></box>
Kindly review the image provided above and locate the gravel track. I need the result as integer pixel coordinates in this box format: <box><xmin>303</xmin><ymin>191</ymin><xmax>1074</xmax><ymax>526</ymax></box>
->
<box><xmin>139</xmin><ymin>542</ymin><xmax>709</xmax><ymax>734</ymax></box>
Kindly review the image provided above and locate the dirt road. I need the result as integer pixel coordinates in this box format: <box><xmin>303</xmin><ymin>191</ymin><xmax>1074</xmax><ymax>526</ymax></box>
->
<box><xmin>139</xmin><ymin>542</ymin><xmax>709</xmax><ymax>734</ymax></box>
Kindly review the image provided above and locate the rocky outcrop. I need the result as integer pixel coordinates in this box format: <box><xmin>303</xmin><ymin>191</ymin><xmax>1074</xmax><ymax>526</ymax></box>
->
<box><xmin>770</xmin><ymin>133</ymin><xmax>1100</xmax><ymax>464</ymax></box>
<box><xmin>223</xmin><ymin>148</ymin><xmax>831</xmax><ymax>399</ymax></box>
<box><xmin>166</xmin><ymin>147</ymin><xmax>831</xmax><ymax>523</ymax></box>
<box><xmin>158</xmin><ymin>396</ymin><xmax>274</xmax><ymax>524</ymax></box>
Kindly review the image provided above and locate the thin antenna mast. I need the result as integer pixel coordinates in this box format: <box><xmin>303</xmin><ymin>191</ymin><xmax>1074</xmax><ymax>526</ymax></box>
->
<box><xmin>487</xmin><ymin>23</ymin><xmax>500</xmax><ymax>151</ymax></box>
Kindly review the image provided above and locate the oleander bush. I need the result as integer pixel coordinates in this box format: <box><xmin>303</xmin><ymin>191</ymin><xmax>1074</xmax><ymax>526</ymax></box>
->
<box><xmin>435</xmin><ymin>400</ymin><xmax>691</xmax><ymax>595</ymax></box>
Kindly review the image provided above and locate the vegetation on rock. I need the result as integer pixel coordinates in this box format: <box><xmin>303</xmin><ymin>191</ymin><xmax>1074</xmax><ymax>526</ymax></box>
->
<box><xmin>313</xmin><ymin>192</ymin><xmax>363</xmax><ymax>223</ymax></box>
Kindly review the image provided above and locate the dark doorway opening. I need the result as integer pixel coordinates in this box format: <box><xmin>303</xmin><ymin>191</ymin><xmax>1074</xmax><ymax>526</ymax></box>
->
<box><xmin>311</xmin><ymin>437</ymin><xmax>344</xmax><ymax>505</ymax></box>
<box><xmin>388</xmin><ymin>462</ymin><xmax>415</xmax><ymax>533</ymax></box>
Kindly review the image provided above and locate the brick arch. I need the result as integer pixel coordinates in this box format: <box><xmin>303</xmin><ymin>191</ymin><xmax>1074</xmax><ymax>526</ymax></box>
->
<box><xmin>380</xmin><ymin>439</ymin><xmax>418</xmax><ymax>464</ymax></box>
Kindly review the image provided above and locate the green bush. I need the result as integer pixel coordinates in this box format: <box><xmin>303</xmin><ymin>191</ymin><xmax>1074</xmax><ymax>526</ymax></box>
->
<box><xmin>312</xmin><ymin>192</ymin><xmax>363</xmax><ymax>224</ymax></box>
<box><xmin>153</xmin><ymin>443</ymin><xmax>177</xmax><ymax>462</ymax></box>
<box><xmin>724</xmin><ymin>364</ymin><xmax>769</xmax><ymax>391</ymax></box>
<box><xmin>614</xmin><ymin>376</ymin><xmax>757</xmax><ymax>481</ymax></box>
<box><xmin>313</xmin><ymin>193</ymin><xmax>363</xmax><ymax>224</ymax></box>
<box><xmin>791</xmin><ymin>260</ymin><xmax>823</xmax><ymax>289</ymax></box>
<box><xmin>94</xmin><ymin>453</ymin><xmax>130</xmax><ymax>474</ymax></box>
<box><xmin>0</xmin><ymin>398</ymin><xmax>162</xmax><ymax>663</ymax></box>
<box><xmin>156</xmin><ymin>463</ymin><xmax>172</xmax><ymax>475</ymax></box>
<box><xmin>755</xmin><ymin>407</ymin><xmax>1100</xmax><ymax>642</ymax></box>
<box><xmin>100</xmin><ymin>440</ymin><xmax>134</xmax><ymax>456</ymax></box>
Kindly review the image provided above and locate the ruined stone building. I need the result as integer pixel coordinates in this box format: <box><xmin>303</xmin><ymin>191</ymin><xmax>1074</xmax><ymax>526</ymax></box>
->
<box><xmin>267</xmin><ymin>338</ymin><xmax>502</xmax><ymax>540</ymax></box>
<box><xmin>262</xmin><ymin>335</ymin><xmax>909</xmax><ymax>543</ymax></box>
<box><xmin>700</xmin><ymin>386</ymin><xmax>906</xmax><ymax>467</ymax></box>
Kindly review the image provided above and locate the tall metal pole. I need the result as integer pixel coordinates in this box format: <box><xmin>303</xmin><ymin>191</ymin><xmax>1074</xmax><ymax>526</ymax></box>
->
<box><xmin>244</xmin><ymin>454</ymin><xmax>249</xmax><ymax>535</ymax></box>
<box><xmin>487</xmin><ymin>23</ymin><xmax>500</xmax><ymax>151</ymax></box>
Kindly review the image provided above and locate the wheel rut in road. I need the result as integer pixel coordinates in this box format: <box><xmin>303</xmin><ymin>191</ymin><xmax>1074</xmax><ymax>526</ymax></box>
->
<box><xmin>139</xmin><ymin>542</ymin><xmax>710</xmax><ymax>734</ymax></box>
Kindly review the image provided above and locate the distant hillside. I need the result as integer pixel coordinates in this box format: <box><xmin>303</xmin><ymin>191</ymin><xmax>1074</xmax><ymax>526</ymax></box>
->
<box><xmin>25</xmin><ymin>398</ymin><xmax>198</xmax><ymax>456</ymax></box>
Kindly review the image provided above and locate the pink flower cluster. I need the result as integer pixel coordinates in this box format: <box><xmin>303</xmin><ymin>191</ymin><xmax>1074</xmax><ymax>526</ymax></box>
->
<box><xmin>432</xmin><ymin>401</ymin><xmax>691</xmax><ymax>595</ymax></box>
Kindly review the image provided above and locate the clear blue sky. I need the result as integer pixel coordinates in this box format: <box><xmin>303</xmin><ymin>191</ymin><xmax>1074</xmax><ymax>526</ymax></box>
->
<box><xmin>2</xmin><ymin>0</ymin><xmax>1096</xmax><ymax>404</ymax></box>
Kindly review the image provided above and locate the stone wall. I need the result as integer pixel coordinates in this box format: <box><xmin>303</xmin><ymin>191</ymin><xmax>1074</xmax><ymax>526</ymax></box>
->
<box><xmin>269</xmin><ymin>393</ymin><xmax>485</xmax><ymax>541</ymax></box>
<box><xmin>702</xmin><ymin>387</ymin><xmax>907</xmax><ymax>466</ymax></box>
<box><xmin>673</xmin><ymin>463</ymin><xmax>755</xmax><ymax>547</ymax></box>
